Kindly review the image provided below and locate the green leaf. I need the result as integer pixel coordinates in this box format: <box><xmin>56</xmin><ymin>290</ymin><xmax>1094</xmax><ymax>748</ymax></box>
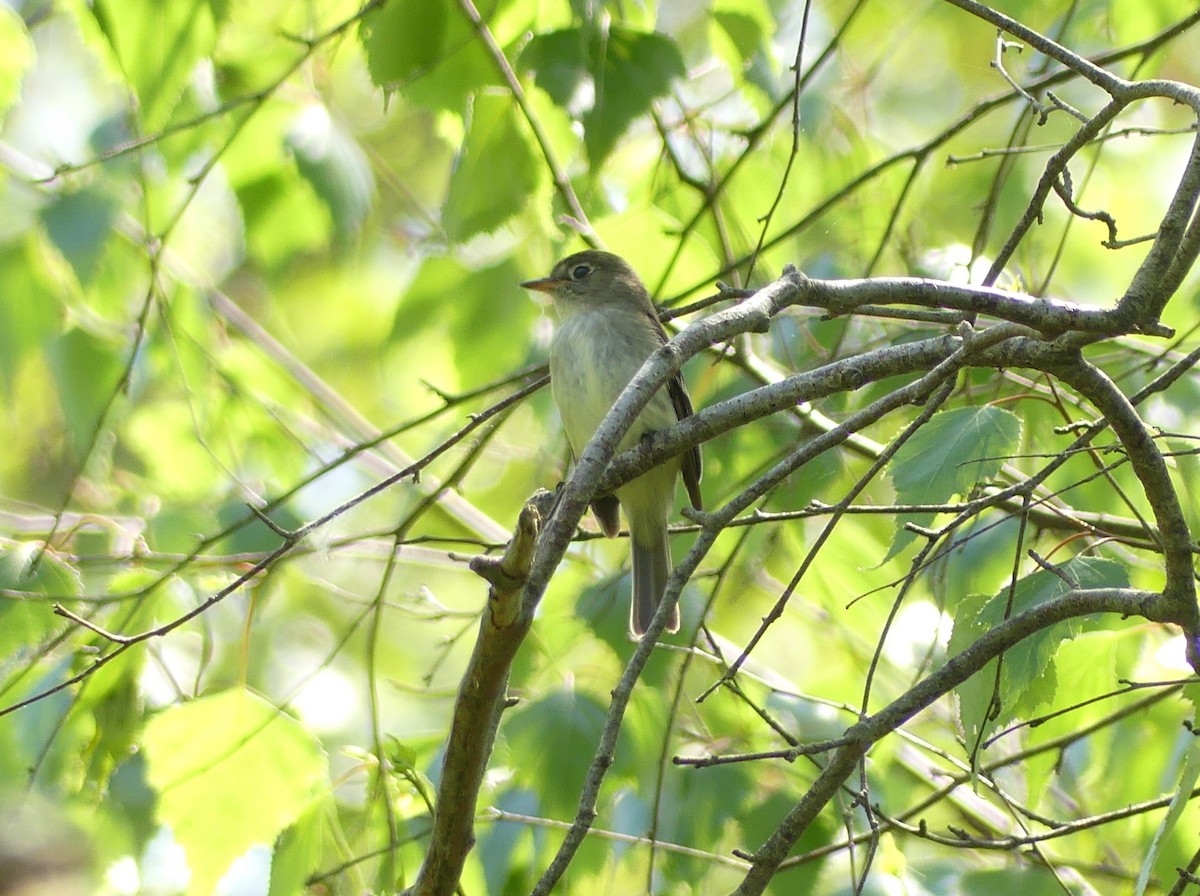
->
<box><xmin>710</xmin><ymin>0</ymin><xmax>773</xmax><ymax>67</ymax></box>
<box><xmin>268</xmin><ymin>800</ymin><xmax>329</xmax><ymax>896</ymax></box>
<box><xmin>80</xmin><ymin>646</ymin><xmax>146</xmax><ymax>789</ymax></box>
<box><xmin>358</xmin><ymin>0</ymin><xmax>448</xmax><ymax>90</ymax></box>
<box><xmin>169</xmin><ymin>162</ymin><xmax>245</xmax><ymax>283</ymax></box>
<box><xmin>221</xmin><ymin>102</ymin><xmax>333</xmax><ymax>266</ymax></box>
<box><xmin>712</xmin><ymin>12</ymin><xmax>763</xmax><ymax>63</ymax></box>
<box><xmin>520</xmin><ymin>25</ymin><xmax>685</xmax><ymax>167</ymax></box>
<box><xmin>285</xmin><ymin>105</ymin><xmax>374</xmax><ymax>245</ymax></box>
<box><xmin>0</xmin><ymin>4</ymin><xmax>34</xmax><ymax>123</ymax></box>
<box><xmin>0</xmin><ymin>541</ymin><xmax>83</xmax><ymax>600</ymax></box>
<box><xmin>0</xmin><ymin>241</ymin><xmax>62</xmax><ymax>397</ymax></box>
<box><xmin>40</xmin><ymin>186</ymin><xmax>121</xmax><ymax>285</ymax></box>
<box><xmin>518</xmin><ymin>28</ymin><xmax>590</xmax><ymax>106</ymax></box>
<box><xmin>505</xmin><ymin>689</ymin><xmax>609</xmax><ymax>817</ymax></box>
<box><xmin>885</xmin><ymin>405</ymin><xmax>1021</xmax><ymax>561</ymax></box>
<box><xmin>584</xmin><ymin>26</ymin><xmax>684</xmax><ymax>166</ymax></box>
<box><xmin>108</xmin><ymin>751</ymin><xmax>159</xmax><ymax>847</ymax></box>
<box><xmin>478</xmin><ymin>788</ymin><xmax>539</xmax><ymax>894</ymax></box>
<box><xmin>358</xmin><ymin>0</ymin><xmax>496</xmax><ymax>110</ymax></box>
<box><xmin>0</xmin><ymin>543</ymin><xmax>73</xmax><ymax>678</ymax></box>
<box><xmin>1135</xmin><ymin>735</ymin><xmax>1200</xmax><ymax>896</ymax></box>
<box><xmin>236</xmin><ymin>169</ymin><xmax>332</xmax><ymax>268</ymax></box>
<box><xmin>398</xmin><ymin>255</ymin><xmax>538</xmax><ymax>381</ymax></box>
<box><xmin>949</xmin><ymin>556</ymin><xmax>1128</xmax><ymax>760</ymax></box>
<box><xmin>46</xmin><ymin>325</ymin><xmax>125</xmax><ymax>457</ymax></box>
<box><xmin>90</xmin><ymin>0</ymin><xmax>227</xmax><ymax>129</ymax></box>
<box><xmin>143</xmin><ymin>688</ymin><xmax>327</xmax><ymax>896</ymax></box>
<box><xmin>442</xmin><ymin>92</ymin><xmax>538</xmax><ymax>242</ymax></box>
<box><xmin>933</xmin><ymin>516</ymin><xmax>1021</xmax><ymax>614</ymax></box>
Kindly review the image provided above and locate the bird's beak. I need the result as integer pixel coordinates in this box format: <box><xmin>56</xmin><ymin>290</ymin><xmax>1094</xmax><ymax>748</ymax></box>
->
<box><xmin>520</xmin><ymin>276</ymin><xmax>563</xmax><ymax>293</ymax></box>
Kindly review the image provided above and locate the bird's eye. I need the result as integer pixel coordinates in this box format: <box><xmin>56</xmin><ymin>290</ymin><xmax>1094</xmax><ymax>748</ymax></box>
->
<box><xmin>569</xmin><ymin>263</ymin><xmax>592</xmax><ymax>280</ymax></box>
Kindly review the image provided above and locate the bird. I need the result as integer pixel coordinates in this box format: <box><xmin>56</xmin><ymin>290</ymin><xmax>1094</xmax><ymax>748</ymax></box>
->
<box><xmin>521</xmin><ymin>250</ymin><xmax>702</xmax><ymax>637</ymax></box>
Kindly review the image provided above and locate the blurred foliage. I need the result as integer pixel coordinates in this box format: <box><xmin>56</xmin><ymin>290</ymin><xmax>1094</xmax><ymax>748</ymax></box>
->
<box><xmin>1</xmin><ymin>0</ymin><xmax>1199</xmax><ymax>894</ymax></box>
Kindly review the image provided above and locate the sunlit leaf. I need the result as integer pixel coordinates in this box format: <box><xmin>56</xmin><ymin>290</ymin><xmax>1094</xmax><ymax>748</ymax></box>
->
<box><xmin>359</xmin><ymin>0</ymin><xmax>497</xmax><ymax>110</ymax></box>
<box><xmin>0</xmin><ymin>541</ymin><xmax>82</xmax><ymax>600</ymax></box>
<box><xmin>235</xmin><ymin>168</ymin><xmax>332</xmax><ymax>267</ymax></box>
<box><xmin>220</xmin><ymin>101</ymin><xmax>333</xmax><ymax>266</ymax></box>
<box><xmin>0</xmin><ymin>5</ymin><xmax>33</xmax><ymax>122</ymax></box>
<box><xmin>1135</xmin><ymin>726</ymin><xmax>1200</xmax><ymax>894</ymax></box>
<box><xmin>170</xmin><ymin>162</ymin><xmax>245</xmax><ymax>284</ymax></box>
<box><xmin>393</xmin><ymin>254</ymin><xmax>537</xmax><ymax>380</ymax></box>
<box><xmin>0</xmin><ymin>241</ymin><xmax>62</xmax><ymax>397</ymax></box>
<box><xmin>267</xmin><ymin>800</ymin><xmax>328</xmax><ymax>896</ymax></box>
<box><xmin>46</xmin><ymin>325</ymin><xmax>125</xmax><ymax>457</ymax></box>
<box><xmin>710</xmin><ymin>0</ymin><xmax>773</xmax><ymax>67</ymax></box>
<box><xmin>144</xmin><ymin>689</ymin><xmax>327</xmax><ymax>896</ymax></box>
<box><xmin>89</xmin><ymin>0</ymin><xmax>227</xmax><ymax>129</ymax></box>
<box><xmin>442</xmin><ymin>92</ymin><xmax>538</xmax><ymax>242</ymax></box>
<box><xmin>358</xmin><ymin>0</ymin><xmax>448</xmax><ymax>90</ymax></box>
<box><xmin>285</xmin><ymin>103</ymin><xmax>374</xmax><ymax>245</ymax></box>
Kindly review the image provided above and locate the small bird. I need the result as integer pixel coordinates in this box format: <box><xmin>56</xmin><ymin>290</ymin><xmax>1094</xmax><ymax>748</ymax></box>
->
<box><xmin>521</xmin><ymin>250</ymin><xmax>702</xmax><ymax>637</ymax></box>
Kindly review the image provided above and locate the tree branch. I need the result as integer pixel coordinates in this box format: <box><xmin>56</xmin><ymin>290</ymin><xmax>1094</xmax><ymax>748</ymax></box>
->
<box><xmin>405</xmin><ymin>490</ymin><xmax>556</xmax><ymax>896</ymax></box>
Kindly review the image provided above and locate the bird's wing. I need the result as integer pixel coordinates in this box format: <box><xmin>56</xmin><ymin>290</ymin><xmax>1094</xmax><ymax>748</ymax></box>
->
<box><xmin>647</xmin><ymin>309</ymin><xmax>704</xmax><ymax>510</ymax></box>
<box><xmin>668</xmin><ymin>373</ymin><xmax>704</xmax><ymax>510</ymax></box>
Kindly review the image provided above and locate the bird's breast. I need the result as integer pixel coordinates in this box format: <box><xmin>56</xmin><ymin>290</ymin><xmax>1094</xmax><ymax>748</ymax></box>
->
<box><xmin>549</xmin><ymin>308</ymin><xmax>675</xmax><ymax>456</ymax></box>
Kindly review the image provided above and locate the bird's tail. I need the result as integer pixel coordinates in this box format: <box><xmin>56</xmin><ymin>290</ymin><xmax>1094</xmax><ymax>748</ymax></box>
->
<box><xmin>630</xmin><ymin>527</ymin><xmax>679</xmax><ymax>637</ymax></box>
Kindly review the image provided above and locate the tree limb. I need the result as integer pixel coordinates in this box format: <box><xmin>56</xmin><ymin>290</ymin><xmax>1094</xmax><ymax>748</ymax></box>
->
<box><xmin>405</xmin><ymin>490</ymin><xmax>556</xmax><ymax>896</ymax></box>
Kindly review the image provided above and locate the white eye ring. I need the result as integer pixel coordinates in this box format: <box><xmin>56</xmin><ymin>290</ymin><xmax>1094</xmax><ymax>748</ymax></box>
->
<box><xmin>569</xmin><ymin>263</ymin><xmax>592</xmax><ymax>280</ymax></box>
